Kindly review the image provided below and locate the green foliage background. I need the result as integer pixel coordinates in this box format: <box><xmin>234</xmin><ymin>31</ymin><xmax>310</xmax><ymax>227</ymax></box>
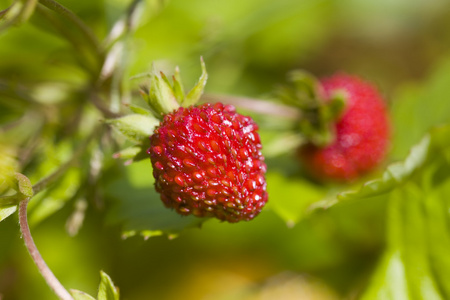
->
<box><xmin>1</xmin><ymin>0</ymin><xmax>450</xmax><ymax>299</ymax></box>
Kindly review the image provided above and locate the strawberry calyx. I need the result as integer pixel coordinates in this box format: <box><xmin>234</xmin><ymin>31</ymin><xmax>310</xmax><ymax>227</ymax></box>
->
<box><xmin>140</xmin><ymin>57</ymin><xmax>208</xmax><ymax>119</ymax></box>
<box><xmin>108</xmin><ymin>58</ymin><xmax>208</xmax><ymax>163</ymax></box>
<box><xmin>277</xmin><ymin>70</ymin><xmax>348</xmax><ymax>147</ymax></box>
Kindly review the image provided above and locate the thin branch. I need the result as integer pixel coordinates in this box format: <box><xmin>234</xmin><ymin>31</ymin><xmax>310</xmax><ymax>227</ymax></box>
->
<box><xmin>201</xmin><ymin>93</ymin><xmax>301</xmax><ymax>119</ymax></box>
<box><xmin>13</xmin><ymin>128</ymin><xmax>100</xmax><ymax>299</ymax></box>
<box><xmin>38</xmin><ymin>0</ymin><xmax>102</xmax><ymax>55</ymax></box>
<box><xmin>33</xmin><ymin>127</ymin><xmax>100</xmax><ymax>194</ymax></box>
<box><xmin>90</xmin><ymin>92</ymin><xmax>123</xmax><ymax>118</ymax></box>
<box><xmin>1</xmin><ymin>127</ymin><xmax>99</xmax><ymax>207</ymax></box>
<box><xmin>19</xmin><ymin>199</ymin><xmax>74</xmax><ymax>300</ymax></box>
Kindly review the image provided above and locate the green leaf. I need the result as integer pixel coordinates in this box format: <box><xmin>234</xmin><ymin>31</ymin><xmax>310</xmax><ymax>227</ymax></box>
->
<box><xmin>106</xmin><ymin>160</ymin><xmax>204</xmax><ymax>239</ymax></box>
<box><xmin>266</xmin><ymin>172</ymin><xmax>325</xmax><ymax>227</ymax></box>
<box><xmin>0</xmin><ymin>205</ymin><xmax>17</xmax><ymax>222</ymax></box>
<box><xmin>70</xmin><ymin>289</ymin><xmax>96</xmax><ymax>300</ymax></box>
<box><xmin>183</xmin><ymin>57</ymin><xmax>208</xmax><ymax>107</ymax></box>
<box><xmin>339</xmin><ymin>124</ymin><xmax>450</xmax><ymax>300</ymax></box>
<box><xmin>107</xmin><ymin>114</ymin><xmax>160</xmax><ymax>143</ymax></box>
<box><xmin>361</xmin><ymin>251</ymin><xmax>410</xmax><ymax>300</ymax></box>
<box><xmin>28</xmin><ymin>167</ymin><xmax>81</xmax><ymax>226</ymax></box>
<box><xmin>391</xmin><ymin>58</ymin><xmax>450</xmax><ymax>160</ymax></box>
<box><xmin>338</xmin><ymin>133</ymin><xmax>430</xmax><ymax>202</ymax></box>
<box><xmin>98</xmin><ymin>271</ymin><xmax>119</xmax><ymax>300</ymax></box>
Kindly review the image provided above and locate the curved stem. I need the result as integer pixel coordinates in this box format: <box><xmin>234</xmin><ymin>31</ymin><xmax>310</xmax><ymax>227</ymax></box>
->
<box><xmin>201</xmin><ymin>93</ymin><xmax>301</xmax><ymax>119</ymax></box>
<box><xmin>38</xmin><ymin>0</ymin><xmax>102</xmax><ymax>55</ymax></box>
<box><xmin>19</xmin><ymin>199</ymin><xmax>74</xmax><ymax>300</ymax></box>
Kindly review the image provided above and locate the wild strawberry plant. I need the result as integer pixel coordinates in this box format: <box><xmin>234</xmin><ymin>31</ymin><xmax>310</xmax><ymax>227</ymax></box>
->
<box><xmin>1</xmin><ymin>0</ymin><xmax>450</xmax><ymax>300</ymax></box>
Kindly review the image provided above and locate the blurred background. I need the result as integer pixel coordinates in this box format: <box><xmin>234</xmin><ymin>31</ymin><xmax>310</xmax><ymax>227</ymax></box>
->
<box><xmin>1</xmin><ymin>0</ymin><xmax>450</xmax><ymax>299</ymax></box>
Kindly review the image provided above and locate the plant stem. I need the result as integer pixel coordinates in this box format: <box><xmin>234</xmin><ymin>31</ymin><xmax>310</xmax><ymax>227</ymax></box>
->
<box><xmin>38</xmin><ymin>0</ymin><xmax>102</xmax><ymax>55</ymax></box>
<box><xmin>19</xmin><ymin>199</ymin><xmax>74</xmax><ymax>300</ymax></box>
<box><xmin>201</xmin><ymin>93</ymin><xmax>301</xmax><ymax>119</ymax></box>
<box><xmin>13</xmin><ymin>129</ymin><xmax>99</xmax><ymax>299</ymax></box>
<box><xmin>33</xmin><ymin>128</ymin><xmax>99</xmax><ymax>194</ymax></box>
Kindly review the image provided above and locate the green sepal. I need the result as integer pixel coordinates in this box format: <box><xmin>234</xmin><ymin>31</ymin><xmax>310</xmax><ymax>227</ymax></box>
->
<box><xmin>98</xmin><ymin>271</ymin><xmax>120</xmax><ymax>300</ymax></box>
<box><xmin>112</xmin><ymin>146</ymin><xmax>142</xmax><ymax>160</ymax></box>
<box><xmin>0</xmin><ymin>205</ymin><xmax>17</xmax><ymax>222</ymax></box>
<box><xmin>277</xmin><ymin>69</ymin><xmax>348</xmax><ymax>147</ymax></box>
<box><xmin>70</xmin><ymin>289</ymin><xmax>96</xmax><ymax>300</ymax></box>
<box><xmin>0</xmin><ymin>173</ymin><xmax>33</xmax><ymax>211</ymax></box>
<box><xmin>172</xmin><ymin>66</ymin><xmax>185</xmax><ymax>104</ymax></box>
<box><xmin>278</xmin><ymin>70</ymin><xmax>325</xmax><ymax>108</ymax></box>
<box><xmin>14</xmin><ymin>173</ymin><xmax>34</xmax><ymax>197</ymax></box>
<box><xmin>112</xmin><ymin>139</ymin><xmax>151</xmax><ymax>163</ymax></box>
<box><xmin>127</xmin><ymin>104</ymin><xmax>152</xmax><ymax>116</ymax></box>
<box><xmin>139</xmin><ymin>58</ymin><xmax>208</xmax><ymax>116</ymax></box>
<box><xmin>141</xmin><ymin>66</ymin><xmax>180</xmax><ymax>118</ymax></box>
<box><xmin>183</xmin><ymin>57</ymin><xmax>208</xmax><ymax>107</ymax></box>
<box><xmin>106</xmin><ymin>114</ymin><xmax>159</xmax><ymax>143</ymax></box>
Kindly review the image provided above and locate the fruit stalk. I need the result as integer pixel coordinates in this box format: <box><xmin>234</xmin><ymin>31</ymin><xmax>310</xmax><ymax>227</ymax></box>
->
<box><xmin>19</xmin><ymin>198</ymin><xmax>74</xmax><ymax>300</ymax></box>
<box><xmin>202</xmin><ymin>93</ymin><xmax>300</xmax><ymax>119</ymax></box>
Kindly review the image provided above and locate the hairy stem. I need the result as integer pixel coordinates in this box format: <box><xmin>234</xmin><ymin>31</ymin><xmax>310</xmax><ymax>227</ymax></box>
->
<box><xmin>38</xmin><ymin>0</ymin><xmax>101</xmax><ymax>55</ymax></box>
<box><xmin>13</xmin><ymin>129</ymin><xmax>99</xmax><ymax>299</ymax></box>
<box><xmin>19</xmin><ymin>199</ymin><xmax>74</xmax><ymax>300</ymax></box>
<box><xmin>202</xmin><ymin>93</ymin><xmax>301</xmax><ymax>119</ymax></box>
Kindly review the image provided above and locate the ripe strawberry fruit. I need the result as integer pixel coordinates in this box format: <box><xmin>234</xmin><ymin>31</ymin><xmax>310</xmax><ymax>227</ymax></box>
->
<box><xmin>299</xmin><ymin>74</ymin><xmax>390</xmax><ymax>182</ymax></box>
<box><xmin>148</xmin><ymin>102</ymin><xmax>268</xmax><ymax>223</ymax></box>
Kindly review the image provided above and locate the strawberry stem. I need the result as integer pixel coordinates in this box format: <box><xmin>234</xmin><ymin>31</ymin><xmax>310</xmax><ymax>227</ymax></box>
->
<box><xmin>6</xmin><ymin>129</ymin><xmax>99</xmax><ymax>300</ymax></box>
<box><xmin>201</xmin><ymin>93</ymin><xmax>301</xmax><ymax>119</ymax></box>
<box><xmin>19</xmin><ymin>198</ymin><xmax>74</xmax><ymax>300</ymax></box>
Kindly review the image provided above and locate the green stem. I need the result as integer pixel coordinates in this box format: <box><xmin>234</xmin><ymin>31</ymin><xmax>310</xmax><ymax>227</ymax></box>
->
<box><xmin>13</xmin><ymin>129</ymin><xmax>99</xmax><ymax>298</ymax></box>
<box><xmin>0</xmin><ymin>194</ymin><xmax>25</xmax><ymax>206</ymax></box>
<box><xmin>1</xmin><ymin>127</ymin><xmax>99</xmax><ymax>205</ymax></box>
<box><xmin>201</xmin><ymin>93</ymin><xmax>301</xmax><ymax>119</ymax></box>
<box><xmin>19</xmin><ymin>0</ymin><xmax>39</xmax><ymax>23</ymax></box>
<box><xmin>38</xmin><ymin>0</ymin><xmax>102</xmax><ymax>55</ymax></box>
<box><xmin>33</xmin><ymin>128</ymin><xmax>99</xmax><ymax>194</ymax></box>
<box><xmin>19</xmin><ymin>199</ymin><xmax>74</xmax><ymax>300</ymax></box>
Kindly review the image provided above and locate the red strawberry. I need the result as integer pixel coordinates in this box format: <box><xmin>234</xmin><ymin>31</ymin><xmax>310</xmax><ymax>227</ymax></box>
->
<box><xmin>299</xmin><ymin>74</ymin><xmax>390</xmax><ymax>182</ymax></box>
<box><xmin>148</xmin><ymin>102</ymin><xmax>268</xmax><ymax>222</ymax></box>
